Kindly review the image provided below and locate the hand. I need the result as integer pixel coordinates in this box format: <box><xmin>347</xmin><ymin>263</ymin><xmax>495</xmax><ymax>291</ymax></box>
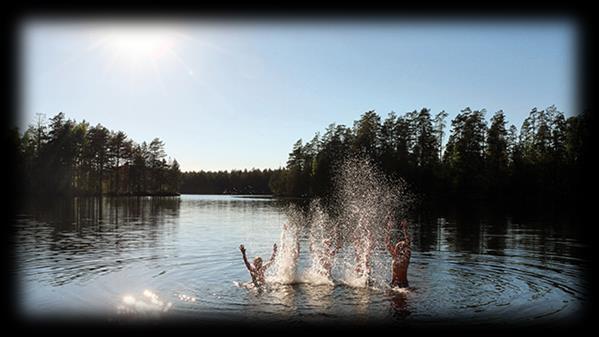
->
<box><xmin>240</xmin><ymin>244</ymin><xmax>245</xmax><ymax>253</ymax></box>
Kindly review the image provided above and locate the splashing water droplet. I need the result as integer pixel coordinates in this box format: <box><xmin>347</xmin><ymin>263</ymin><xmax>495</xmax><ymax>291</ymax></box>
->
<box><xmin>266</xmin><ymin>156</ymin><xmax>412</xmax><ymax>289</ymax></box>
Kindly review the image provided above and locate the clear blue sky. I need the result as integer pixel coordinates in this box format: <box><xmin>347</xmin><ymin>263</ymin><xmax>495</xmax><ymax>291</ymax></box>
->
<box><xmin>19</xmin><ymin>19</ymin><xmax>578</xmax><ymax>171</ymax></box>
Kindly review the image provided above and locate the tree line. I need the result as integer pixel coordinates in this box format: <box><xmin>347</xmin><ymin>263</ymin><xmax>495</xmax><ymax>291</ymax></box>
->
<box><xmin>177</xmin><ymin>105</ymin><xmax>587</xmax><ymax>213</ymax></box>
<box><xmin>10</xmin><ymin>106</ymin><xmax>587</xmax><ymax>211</ymax></box>
<box><xmin>12</xmin><ymin>112</ymin><xmax>182</xmax><ymax>197</ymax></box>
<box><xmin>268</xmin><ymin>106</ymin><xmax>587</xmax><ymax>211</ymax></box>
<box><xmin>180</xmin><ymin>169</ymin><xmax>279</xmax><ymax>195</ymax></box>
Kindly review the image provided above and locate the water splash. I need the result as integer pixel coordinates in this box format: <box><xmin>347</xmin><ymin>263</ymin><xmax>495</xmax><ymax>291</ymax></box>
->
<box><xmin>332</xmin><ymin>157</ymin><xmax>410</xmax><ymax>288</ymax></box>
<box><xmin>268</xmin><ymin>156</ymin><xmax>412</xmax><ymax>289</ymax></box>
<box><xmin>303</xmin><ymin>199</ymin><xmax>337</xmax><ymax>286</ymax></box>
<box><xmin>267</xmin><ymin>207</ymin><xmax>302</xmax><ymax>284</ymax></box>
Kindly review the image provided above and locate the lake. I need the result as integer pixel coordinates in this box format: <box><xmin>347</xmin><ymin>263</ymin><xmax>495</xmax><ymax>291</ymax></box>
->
<box><xmin>13</xmin><ymin>195</ymin><xmax>589</xmax><ymax>326</ymax></box>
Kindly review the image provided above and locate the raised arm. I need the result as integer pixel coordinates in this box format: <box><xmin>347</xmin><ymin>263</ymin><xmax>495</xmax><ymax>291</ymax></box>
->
<box><xmin>264</xmin><ymin>243</ymin><xmax>278</xmax><ymax>269</ymax></box>
<box><xmin>240</xmin><ymin>244</ymin><xmax>254</xmax><ymax>272</ymax></box>
<box><xmin>386</xmin><ymin>239</ymin><xmax>396</xmax><ymax>256</ymax></box>
<box><xmin>400</xmin><ymin>220</ymin><xmax>410</xmax><ymax>246</ymax></box>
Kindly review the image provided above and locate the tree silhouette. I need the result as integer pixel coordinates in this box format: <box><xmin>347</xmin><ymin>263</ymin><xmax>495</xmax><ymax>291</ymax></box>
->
<box><xmin>14</xmin><ymin>107</ymin><xmax>585</xmax><ymax>212</ymax></box>
<box><xmin>16</xmin><ymin>112</ymin><xmax>181</xmax><ymax>197</ymax></box>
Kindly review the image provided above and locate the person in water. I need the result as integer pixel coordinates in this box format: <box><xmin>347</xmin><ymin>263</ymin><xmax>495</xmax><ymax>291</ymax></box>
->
<box><xmin>386</xmin><ymin>218</ymin><xmax>411</xmax><ymax>288</ymax></box>
<box><xmin>239</xmin><ymin>243</ymin><xmax>277</xmax><ymax>287</ymax></box>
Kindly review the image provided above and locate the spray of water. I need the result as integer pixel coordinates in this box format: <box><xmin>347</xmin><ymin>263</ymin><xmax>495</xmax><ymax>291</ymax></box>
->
<box><xmin>267</xmin><ymin>156</ymin><xmax>412</xmax><ymax>289</ymax></box>
<box><xmin>333</xmin><ymin>157</ymin><xmax>410</xmax><ymax>288</ymax></box>
<box><xmin>303</xmin><ymin>199</ymin><xmax>338</xmax><ymax>286</ymax></box>
<box><xmin>267</xmin><ymin>205</ymin><xmax>302</xmax><ymax>284</ymax></box>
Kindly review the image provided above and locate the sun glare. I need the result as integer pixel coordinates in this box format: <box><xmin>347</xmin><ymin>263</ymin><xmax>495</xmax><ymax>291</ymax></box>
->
<box><xmin>103</xmin><ymin>27</ymin><xmax>176</xmax><ymax>62</ymax></box>
<box><xmin>87</xmin><ymin>24</ymin><xmax>195</xmax><ymax>92</ymax></box>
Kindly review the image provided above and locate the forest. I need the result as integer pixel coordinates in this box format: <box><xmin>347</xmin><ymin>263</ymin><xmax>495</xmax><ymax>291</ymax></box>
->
<box><xmin>272</xmin><ymin>106</ymin><xmax>587</xmax><ymax>210</ymax></box>
<box><xmin>11</xmin><ymin>105</ymin><xmax>588</xmax><ymax>212</ymax></box>
<box><xmin>180</xmin><ymin>169</ymin><xmax>277</xmax><ymax>195</ymax></box>
<box><xmin>11</xmin><ymin>112</ymin><xmax>182</xmax><ymax>197</ymax></box>
<box><xmin>183</xmin><ymin>105</ymin><xmax>587</xmax><ymax>212</ymax></box>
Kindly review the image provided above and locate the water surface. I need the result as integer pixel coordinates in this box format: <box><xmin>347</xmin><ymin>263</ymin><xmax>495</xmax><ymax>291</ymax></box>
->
<box><xmin>14</xmin><ymin>195</ymin><xmax>589</xmax><ymax>325</ymax></box>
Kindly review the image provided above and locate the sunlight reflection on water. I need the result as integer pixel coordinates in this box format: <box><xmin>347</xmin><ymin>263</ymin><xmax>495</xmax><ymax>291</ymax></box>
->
<box><xmin>116</xmin><ymin>289</ymin><xmax>172</xmax><ymax>317</ymax></box>
<box><xmin>14</xmin><ymin>195</ymin><xmax>589</xmax><ymax>324</ymax></box>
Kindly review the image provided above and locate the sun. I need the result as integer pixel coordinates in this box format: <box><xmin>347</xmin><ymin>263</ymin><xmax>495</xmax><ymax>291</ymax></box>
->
<box><xmin>102</xmin><ymin>26</ymin><xmax>177</xmax><ymax>63</ymax></box>
<box><xmin>85</xmin><ymin>24</ymin><xmax>195</xmax><ymax>93</ymax></box>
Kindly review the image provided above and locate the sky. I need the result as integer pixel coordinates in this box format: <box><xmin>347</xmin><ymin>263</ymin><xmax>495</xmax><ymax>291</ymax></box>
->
<box><xmin>19</xmin><ymin>19</ymin><xmax>578</xmax><ymax>172</ymax></box>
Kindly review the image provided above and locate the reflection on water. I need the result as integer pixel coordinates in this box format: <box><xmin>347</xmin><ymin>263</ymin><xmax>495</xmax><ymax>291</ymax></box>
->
<box><xmin>16</xmin><ymin>197</ymin><xmax>181</xmax><ymax>288</ymax></box>
<box><xmin>389</xmin><ymin>291</ymin><xmax>410</xmax><ymax>319</ymax></box>
<box><xmin>117</xmin><ymin>289</ymin><xmax>173</xmax><ymax>318</ymax></box>
<box><xmin>13</xmin><ymin>195</ymin><xmax>589</xmax><ymax>325</ymax></box>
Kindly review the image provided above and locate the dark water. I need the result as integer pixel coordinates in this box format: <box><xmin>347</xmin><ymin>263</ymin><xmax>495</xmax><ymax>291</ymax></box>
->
<box><xmin>13</xmin><ymin>195</ymin><xmax>589</xmax><ymax>325</ymax></box>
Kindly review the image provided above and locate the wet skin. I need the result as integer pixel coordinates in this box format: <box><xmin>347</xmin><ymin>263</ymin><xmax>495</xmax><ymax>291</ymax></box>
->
<box><xmin>240</xmin><ymin>243</ymin><xmax>277</xmax><ymax>287</ymax></box>
<box><xmin>387</xmin><ymin>219</ymin><xmax>411</xmax><ymax>288</ymax></box>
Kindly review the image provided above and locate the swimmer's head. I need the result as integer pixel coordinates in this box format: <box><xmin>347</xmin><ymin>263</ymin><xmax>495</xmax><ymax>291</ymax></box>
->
<box><xmin>253</xmin><ymin>256</ymin><xmax>263</xmax><ymax>268</ymax></box>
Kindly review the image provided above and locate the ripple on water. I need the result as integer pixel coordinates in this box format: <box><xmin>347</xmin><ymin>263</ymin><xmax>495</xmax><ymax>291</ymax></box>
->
<box><xmin>14</xmin><ymin>197</ymin><xmax>589</xmax><ymax>325</ymax></box>
<box><xmin>398</xmin><ymin>251</ymin><xmax>587</xmax><ymax>324</ymax></box>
